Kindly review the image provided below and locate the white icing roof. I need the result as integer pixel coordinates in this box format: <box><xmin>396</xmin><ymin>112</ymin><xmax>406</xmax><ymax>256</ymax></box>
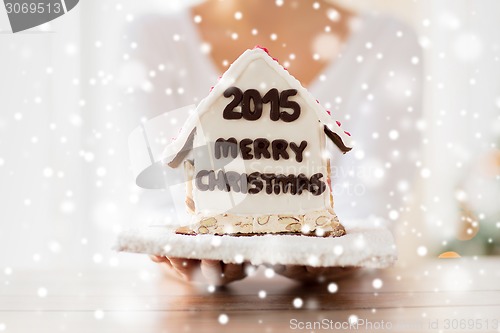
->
<box><xmin>163</xmin><ymin>47</ymin><xmax>353</xmax><ymax>166</ymax></box>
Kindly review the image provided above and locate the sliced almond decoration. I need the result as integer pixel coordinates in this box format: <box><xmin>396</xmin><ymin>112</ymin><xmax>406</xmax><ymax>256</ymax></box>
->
<box><xmin>197</xmin><ymin>226</ymin><xmax>209</xmax><ymax>234</ymax></box>
<box><xmin>315</xmin><ymin>216</ymin><xmax>330</xmax><ymax>226</ymax></box>
<box><xmin>285</xmin><ymin>223</ymin><xmax>302</xmax><ymax>232</ymax></box>
<box><xmin>175</xmin><ymin>226</ymin><xmax>195</xmax><ymax>235</ymax></box>
<box><xmin>257</xmin><ymin>216</ymin><xmax>270</xmax><ymax>225</ymax></box>
<box><xmin>200</xmin><ymin>217</ymin><xmax>217</xmax><ymax>227</ymax></box>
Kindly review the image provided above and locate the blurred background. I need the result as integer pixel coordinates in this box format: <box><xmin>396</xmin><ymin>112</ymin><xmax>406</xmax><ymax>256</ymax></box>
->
<box><xmin>0</xmin><ymin>0</ymin><xmax>499</xmax><ymax>272</ymax></box>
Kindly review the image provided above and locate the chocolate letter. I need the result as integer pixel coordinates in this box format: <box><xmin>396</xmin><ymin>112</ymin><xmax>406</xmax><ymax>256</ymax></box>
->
<box><xmin>239</xmin><ymin>138</ymin><xmax>254</xmax><ymax>160</ymax></box>
<box><xmin>239</xmin><ymin>173</ymin><xmax>248</xmax><ymax>194</ymax></box>
<box><xmin>247</xmin><ymin>172</ymin><xmax>263</xmax><ymax>194</ymax></box>
<box><xmin>262</xmin><ymin>88</ymin><xmax>280</xmax><ymax>121</ymax></box>
<box><xmin>253</xmin><ymin>138</ymin><xmax>271</xmax><ymax>159</ymax></box>
<box><xmin>289</xmin><ymin>141</ymin><xmax>308</xmax><ymax>162</ymax></box>
<box><xmin>309</xmin><ymin>173</ymin><xmax>326</xmax><ymax>196</ymax></box>
<box><xmin>276</xmin><ymin>174</ymin><xmax>297</xmax><ymax>195</ymax></box>
<box><xmin>208</xmin><ymin>170</ymin><xmax>230</xmax><ymax>192</ymax></box>
<box><xmin>195</xmin><ymin>170</ymin><xmax>210</xmax><ymax>191</ymax></box>
<box><xmin>223</xmin><ymin>87</ymin><xmax>243</xmax><ymax>120</ymax></box>
<box><xmin>272</xmin><ymin>139</ymin><xmax>289</xmax><ymax>160</ymax></box>
<box><xmin>241</xmin><ymin>89</ymin><xmax>263</xmax><ymax>120</ymax></box>
<box><xmin>279</xmin><ymin>89</ymin><xmax>301</xmax><ymax>122</ymax></box>
<box><xmin>225</xmin><ymin>171</ymin><xmax>242</xmax><ymax>193</ymax></box>
<box><xmin>214</xmin><ymin>138</ymin><xmax>238</xmax><ymax>159</ymax></box>
<box><xmin>296</xmin><ymin>173</ymin><xmax>310</xmax><ymax>195</ymax></box>
<box><xmin>260</xmin><ymin>173</ymin><xmax>275</xmax><ymax>194</ymax></box>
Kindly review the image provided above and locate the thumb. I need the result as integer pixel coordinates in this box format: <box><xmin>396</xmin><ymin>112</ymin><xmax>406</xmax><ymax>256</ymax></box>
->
<box><xmin>201</xmin><ymin>260</ymin><xmax>224</xmax><ymax>285</ymax></box>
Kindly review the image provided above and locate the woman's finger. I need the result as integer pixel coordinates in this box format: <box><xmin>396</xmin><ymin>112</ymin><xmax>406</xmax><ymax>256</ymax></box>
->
<box><xmin>305</xmin><ymin>266</ymin><xmax>326</xmax><ymax>276</ymax></box>
<box><xmin>150</xmin><ymin>255</ymin><xmax>172</xmax><ymax>267</ymax></box>
<box><xmin>169</xmin><ymin>258</ymin><xmax>200</xmax><ymax>281</ymax></box>
<box><xmin>221</xmin><ymin>263</ymin><xmax>246</xmax><ymax>283</ymax></box>
<box><xmin>321</xmin><ymin>267</ymin><xmax>359</xmax><ymax>281</ymax></box>
<box><xmin>201</xmin><ymin>260</ymin><xmax>224</xmax><ymax>285</ymax></box>
<box><xmin>278</xmin><ymin>265</ymin><xmax>310</xmax><ymax>281</ymax></box>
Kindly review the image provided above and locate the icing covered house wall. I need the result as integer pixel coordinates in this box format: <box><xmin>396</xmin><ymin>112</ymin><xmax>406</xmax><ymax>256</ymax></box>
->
<box><xmin>164</xmin><ymin>47</ymin><xmax>352</xmax><ymax>236</ymax></box>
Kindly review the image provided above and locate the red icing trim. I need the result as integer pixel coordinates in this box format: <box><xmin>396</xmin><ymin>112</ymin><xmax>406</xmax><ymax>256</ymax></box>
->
<box><xmin>253</xmin><ymin>45</ymin><xmax>270</xmax><ymax>55</ymax></box>
<box><xmin>326</xmin><ymin>110</ymin><xmax>331</xmax><ymax>115</ymax></box>
<box><xmin>253</xmin><ymin>45</ymin><xmax>285</xmax><ymax>64</ymax></box>
<box><xmin>344</xmin><ymin>131</ymin><xmax>351</xmax><ymax>136</ymax></box>
<box><xmin>336</xmin><ymin>120</ymin><xmax>341</xmax><ymax>126</ymax></box>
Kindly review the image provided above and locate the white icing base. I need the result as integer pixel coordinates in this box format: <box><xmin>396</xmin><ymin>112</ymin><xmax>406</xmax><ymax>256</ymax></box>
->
<box><xmin>114</xmin><ymin>219</ymin><xmax>397</xmax><ymax>268</ymax></box>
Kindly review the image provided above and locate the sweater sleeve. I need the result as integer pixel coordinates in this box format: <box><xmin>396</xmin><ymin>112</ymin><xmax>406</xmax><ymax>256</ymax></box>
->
<box><xmin>325</xmin><ymin>15</ymin><xmax>424</xmax><ymax>222</ymax></box>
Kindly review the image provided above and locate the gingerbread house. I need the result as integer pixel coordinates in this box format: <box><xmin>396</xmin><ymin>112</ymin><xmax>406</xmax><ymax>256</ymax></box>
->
<box><xmin>163</xmin><ymin>47</ymin><xmax>352</xmax><ymax>237</ymax></box>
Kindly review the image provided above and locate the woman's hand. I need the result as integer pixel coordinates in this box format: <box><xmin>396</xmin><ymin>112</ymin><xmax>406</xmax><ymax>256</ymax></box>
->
<box><xmin>151</xmin><ymin>256</ymin><xmax>357</xmax><ymax>285</ymax></box>
<box><xmin>271</xmin><ymin>264</ymin><xmax>358</xmax><ymax>283</ymax></box>
<box><xmin>150</xmin><ymin>255</ymin><xmax>250</xmax><ymax>286</ymax></box>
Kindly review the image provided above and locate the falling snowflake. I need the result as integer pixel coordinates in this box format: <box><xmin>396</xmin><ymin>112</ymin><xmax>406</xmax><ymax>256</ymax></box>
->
<box><xmin>372</xmin><ymin>278</ymin><xmax>383</xmax><ymax>289</ymax></box>
<box><xmin>96</xmin><ymin>167</ymin><xmax>107</xmax><ymax>177</ymax></box>
<box><xmin>327</xmin><ymin>282</ymin><xmax>338</xmax><ymax>293</ymax></box>
<box><xmin>293</xmin><ymin>297</ymin><xmax>303</xmax><ymax>308</ymax></box>
<box><xmin>48</xmin><ymin>241</ymin><xmax>61</xmax><ymax>253</ymax></box>
<box><xmin>218</xmin><ymin>314</ymin><xmax>229</xmax><ymax>325</ymax></box>
<box><xmin>417</xmin><ymin>246</ymin><xmax>428</xmax><ymax>257</ymax></box>
<box><xmin>307</xmin><ymin>254</ymin><xmax>319</xmax><ymax>266</ymax></box>
<box><xmin>93</xmin><ymin>253</ymin><xmax>103</xmax><ymax>264</ymax></box>
<box><xmin>234</xmin><ymin>254</ymin><xmax>244</xmax><ymax>263</ymax></box>
<box><xmin>264</xmin><ymin>268</ymin><xmax>275</xmax><ymax>278</ymax></box>
<box><xmin>453</xmin><ymin>33</ymin><xmax>482</xmax><ymax>61</ymax></box>
<box><xmin>388</xmin><ymin>210</ymin><xmax>399</xmax><ymax>221</ymax></box>
<box><xmin>94</xmin><ymin>309</ymin><xmax>104</xmax><ymax>320</ymax></box>
<box><xmin>37</xmin><ymin>287</ymin><xmax>48</xmax><ymax>298</ymax></box>
<box><xmin>388</xmin><ymin>130</ymin><xmax>399</xmax><ymax>140</ymax></box>
<box><xmin>420</xmin><ymin>168</ymin><xmax>431</xmax><ymax>179</ymax></box>
<box><xmin>327</xmin><ymin>9</ymin><xmax>340</xmax><ymax>22</ymax></box>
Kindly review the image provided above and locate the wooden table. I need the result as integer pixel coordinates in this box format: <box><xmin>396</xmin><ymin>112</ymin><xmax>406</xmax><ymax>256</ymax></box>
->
<box><xmin>1</xmin><ymin>257</ymin><xmax>499</xmax><ymax>332</ymax></box>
